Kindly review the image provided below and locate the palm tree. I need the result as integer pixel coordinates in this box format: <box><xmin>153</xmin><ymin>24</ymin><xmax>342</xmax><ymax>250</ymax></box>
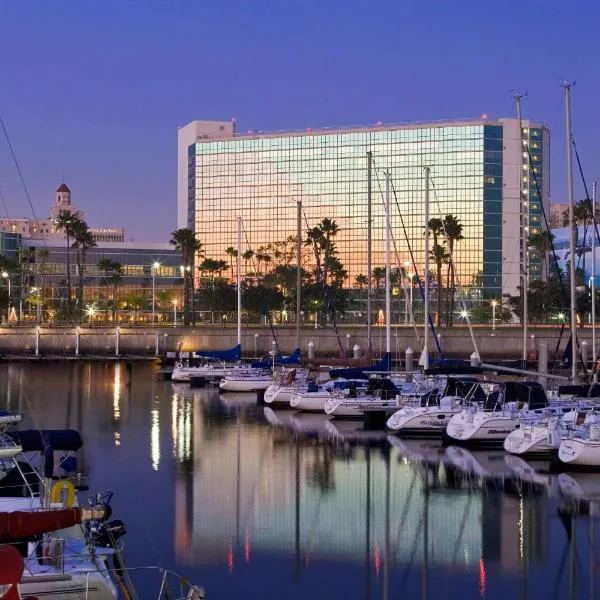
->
<box><xmin>55</xmin><ymin>211</ymin><xmax>77</xmax><ymax>319</ymax></box>
<box><xmin>563</xmin><ymin>200</ymin><xmax>592</xmax><ymax>273</ymax></box>
<box><xmin>528</xmin><ymin>230</ymin><xmax>554</xmax><ymax>282</ymax></box>
<box><xmin>427</xmin><ymin>218</ymin><xmax>445</xmax><ymax>325</ymax></box>
<box><xmin>354</xmin><ymin>274</ymin><xmax>369</xmax><ymax>289</ymax></box>
<box><xmin>225</xmin><ymin>246</ymin><xmax>238</xmax><ymax>280</ymax></box>
<box><xmin>97</xmin><ymin>258</ymin><xmax>123</xmax><ymax>322</ymax></box>
<box><xmin>372</xmin><ymin>266</ymin><xmax>386</xmax><ymax>289</ymax></box>
<box><xmin>430</xmin><ymin>244</ymin><xmax>449</xmax><ymax>326</ymax></box>
<box><xmin>170</xmin><ymin>228</ymin><xmax>204</xmax><ymax>326</ymax></box>
<box><xmin>71</xmin><ymin>219</ymin><xmax>96</xmax><ymax>320</ymax></box>
<box><xmin>442</xmin><ymin>214</ymin><xmax>464</xmax><ymax>326</ymax></box>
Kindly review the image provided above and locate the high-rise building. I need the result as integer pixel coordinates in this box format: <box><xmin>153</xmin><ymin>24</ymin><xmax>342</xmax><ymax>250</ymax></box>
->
<box><xmin>178</xmin><ymin>118</ymin><xmax>549</xmax><ymax>298</ymax></box>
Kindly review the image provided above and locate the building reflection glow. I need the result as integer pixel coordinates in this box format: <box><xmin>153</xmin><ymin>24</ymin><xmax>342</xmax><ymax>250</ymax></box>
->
<box><xmin>113</xmin><ymin>363</ymin><xmax>121</xmax><ymax>422</ymax></box>
<box><xmin>151</xmin><ymin>403</ymin><xmax>160</xmax><ymax>471</ymax></box>
<box><xmin>171</xmin><ymin>394</ymin><xmax>192</xmax><ymax>464</ymax></box>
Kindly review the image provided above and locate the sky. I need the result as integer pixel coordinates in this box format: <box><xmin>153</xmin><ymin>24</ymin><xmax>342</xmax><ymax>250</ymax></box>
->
<box><xmin>0</xmin><ymin>0</ymin><xmax>599</xmax><ymax>241</ymax></box>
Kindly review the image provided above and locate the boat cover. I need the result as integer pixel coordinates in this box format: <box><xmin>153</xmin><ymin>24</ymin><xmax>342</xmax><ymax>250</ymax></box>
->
<box><xmin>328</xmin><ymin>352</ymin><xmax>391</xmax><ymax>380</ymax></box>
<box><xmin>251</xmin><ymin>348</ymin><xmax>302</xmax><ymax>369</ymax></box>
<box><xmin>5</xmin><ymin>429</ymin><xmax>83</xmax><ymax>452</ymax></box>
<box><xmin>193</xmin><ymin>344</ymin><xmax>242</xmax><ymax>361</ymax></box>
<box><xmin>0</xmin><ymin>507</ymin><xmax>81</xmax><ymax>540</ymax></box>
<box><xmin>0</xmin><ymin>544</ymin><xmax>23</xmax><ymax>600</ymax></box>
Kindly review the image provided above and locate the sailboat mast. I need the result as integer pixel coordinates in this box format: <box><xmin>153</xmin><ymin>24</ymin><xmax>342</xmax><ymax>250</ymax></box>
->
<box><xmin>367</xmin><ymin>151</ymin><xmax>373</xmax><ymax>354</ymax></box>
<box><xmin>515</xmin><ymin>94</ymin><xmax>528</xmax><ymax>363</ymax></box>
<box><xmin>563</xmin><ymin>81</ymin><xmax>577</xmax><ymax>383</ymax></box>
<box><xmin>423</xmin><ymin>166</ymin><xmax>430</xmax><ymax>370</ymax></box>
<box><xmin>237</xmin><ymin>216</ymin><xmax>242</xmax><ymax>346</ymax></box>
<box><xmin>296</xmin><ymin>200</ymin><xmax>302</xmax><ymax>350</ymax></box>
<box><xmin>592</xmin><ymin>181</ymin><xmax>597</xmax><ymax>366</ymax></box>
<box><xmin>385</xmin><ymin>171</ymin><xmax>391</xmax><ymax>354</ymax></box>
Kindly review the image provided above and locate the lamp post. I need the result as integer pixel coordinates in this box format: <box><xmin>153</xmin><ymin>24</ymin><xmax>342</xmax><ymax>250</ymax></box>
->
<box><xmin>172</xmin><ymin>299</ymin><xmax>177</xmax><ymax>328</ymax></box>
<box><xmin>151</xmin><ymin>261</ymin><xmax>160</xmax><ymax>325</ymax></box>
<box><xmin>407</xmin><ymin>272</ymin><xmax>414</xmax><ymax>324</ymax></box>
<box><xmin>2</xmin><ymin>271</ymin><xmax>10</xmax><ymax>323</ymax></box>
<box><xmin>491</xmin><ymin>299</ymin><xmax>498</xmax><ymax>334</ymax></box>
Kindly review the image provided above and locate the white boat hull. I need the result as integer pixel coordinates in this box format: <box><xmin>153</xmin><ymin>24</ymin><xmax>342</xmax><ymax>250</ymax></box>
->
<box><xmin>219</xmin><ymin>378</ymin><xmax>272</xmax><ymax>392</ymax></box>
<box><xmin>558</xmin><ymin>437</ymin><xmax>600</xmax><ymax>469</ymax></box>
<box><xmin>503</xmin><ymin>424</ymin><xmax>561</xmax><ymax>457</ymax></box>
<box><xmin>387</xmin><ymin>405</ymin><xmax>461</xmax><ymax>435</ymax></box>
<box><xmin>264</xmin><ymin>384</ymin><xmax>295</xmax><ymax>405</ymax></box>
<box><xmin>171</xmin><ymin>365</ymin><xmax>251</xmax><ymax>382</ymax></box>
<box><xmin>445</xmin><ymin>410</ymin><xmax>518</xmax><ymax>445</ymax></box>
<box><xmin>289</xmin><ymin>392</ymin><xmax>329</xmax><ymax>412</ymax></box>
<box><xmin>323</xmin><ymin>398</ymin><xmax>363</xmax><ymax>418</ymax></box>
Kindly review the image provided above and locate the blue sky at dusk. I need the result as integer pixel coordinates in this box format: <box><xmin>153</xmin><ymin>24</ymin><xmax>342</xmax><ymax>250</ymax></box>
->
<box><xmin>0</xmin><ymin>0</ymin><xmax>598</xmax><ymax>241</ymax></box>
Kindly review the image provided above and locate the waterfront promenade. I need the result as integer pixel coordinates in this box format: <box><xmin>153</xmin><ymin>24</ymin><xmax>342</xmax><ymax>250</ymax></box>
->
<box><xmin>0</xmin><ymin>324</ymin><xmax>590</xmax><ymax>360</ymax></box>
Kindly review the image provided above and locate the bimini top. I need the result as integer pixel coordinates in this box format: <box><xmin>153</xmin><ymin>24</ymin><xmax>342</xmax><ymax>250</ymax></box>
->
<box><xmin>328</xmin><ymin>352</ymin><xmax>391</xmax><ymax>380</ymax></box>
<box><xmin>6</xmin><ymin>429</ymin><xmax>83</xmax><ymax>452</ymax></box>
<box><xmin>193</xmin><ymin>344</ymin><xmax>241</xmax><ymax>362</ymax></box>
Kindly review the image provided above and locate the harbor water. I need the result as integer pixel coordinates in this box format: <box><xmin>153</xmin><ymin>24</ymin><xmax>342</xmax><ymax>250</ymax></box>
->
<box><xmin>4</xmin><ymin>361</ymin><xmax>599</xmax><ymax>599</ymax></box>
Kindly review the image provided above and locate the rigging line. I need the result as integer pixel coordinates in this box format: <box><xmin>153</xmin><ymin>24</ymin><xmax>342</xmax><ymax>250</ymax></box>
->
<box><xmin>371</xmin><ymin>164</ymin><xmax>421</xmax><ymax>345</ymax></box>
<box><xmin>0</xmin><ymin>113</ymin><xmax>49</xmax><ymax>246</ymax></box>
<box><xmin>428</xmin><ymin>176</ymin><xmax>481</xmax><ymax>360</ymax></box>
<box><xmin>385</xmin><ymin>170</ymin><xmax>443</xmax><ymax>356</ymax></box>
<box><xmin>525</xmin><ymin>145</ymin><xmax>585</xmax><ymax>376</ymax></box>
<box><xmin>525</xmin><ymin>146</ymin><xmax>568</xmax><ymax>362</ymax></box>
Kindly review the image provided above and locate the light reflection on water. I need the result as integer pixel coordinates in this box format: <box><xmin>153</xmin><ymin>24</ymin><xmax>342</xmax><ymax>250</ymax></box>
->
<box><xmin>1</xmin><ymin>362</ymin><xmax>599</xmax><ymax>600</ymax></box>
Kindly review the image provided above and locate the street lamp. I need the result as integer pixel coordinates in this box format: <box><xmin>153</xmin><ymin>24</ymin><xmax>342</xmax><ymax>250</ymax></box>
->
<box><xmin>151</xmin><ymin>261</ymin><xmax>160</xmax><ymax>325</ymax></box>
<box><xmin>491</xmin><ymin>299</ymin><xmax>498</xmax><ymax>332</ymax></box>
<box><xmin>407</xmin><ymin>272</ymin><xmax>414</xmax><ymax>324</ymax></box>
<box><xmin>85</xmin><ymin>303</ymin><xmax>97</xmax><ymax>325</ymax></box>
<box><xmin>2</xmin><ymin>271</ymin><xmax>10</xmax><ymax>323</ymax></box>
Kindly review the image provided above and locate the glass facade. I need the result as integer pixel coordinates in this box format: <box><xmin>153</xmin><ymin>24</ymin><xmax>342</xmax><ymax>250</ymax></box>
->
<box><xmin>188</xmin><ymin>121</ymin><xmax>527</xmax><ymax>298</ymax></box>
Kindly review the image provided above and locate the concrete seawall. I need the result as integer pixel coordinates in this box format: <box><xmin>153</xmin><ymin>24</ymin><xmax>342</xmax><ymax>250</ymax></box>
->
<box><xmin>0</xmin><ymin>325</ymin><xmax>588</xmax><ymax>360</ymax></box>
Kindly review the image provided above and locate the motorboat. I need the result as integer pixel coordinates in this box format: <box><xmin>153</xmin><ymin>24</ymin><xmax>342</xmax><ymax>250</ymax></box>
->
<box><xmin>387</xmin><ymin>376</ymin><xmax>479</xmax><ymax>436</ymax></box>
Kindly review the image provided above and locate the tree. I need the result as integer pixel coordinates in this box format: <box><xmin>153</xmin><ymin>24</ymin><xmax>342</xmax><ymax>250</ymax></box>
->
<box><xmin>372</xmin><ymin>267</ymin><xmax>386</xmax><ymax>289</ymax></box>
<box><xmin>243</xmin><ymin>284</ymin><xmax>285</xmax><ymax>319</ymax></box>
<box><xmin>354</xmin><ymin>274</ymin><xmax>368</xmax><ymax>289</ymax></box>
<box><xmin>430</xmin><ymin>244</ymin><xmax>449</xmax><ymax>326</ymax></box>
<box><xmin>198</xmin><ymin>258</ymin><xmax>229</xmax><ymax>323</ymax></box>
<box><xmin>71</xmin><ymin>219</ymin><xmax>96</xmax><ymax>320</ymax></box>
<box><xmin>443</xmin><ymin>214</ymin><xmax>464</xmax><ymax>326</ymax></box>
<box><xmin>563</xmin><ymin>199</ymin><xmax>592</xmax><ymax>274</ymax></box>
<box><xmin>428</xmin><ymin>218</ymin><xmax>446</xmax><ymax>325</ymax></box>
<box><xmin>225</xmin><ymin>246</ymin><xmax>238</xmax><ymax>280</ymax></box>
<box><xmin>528</xmin><ymin>230</ymin><xmax>554</xmax><ymax>282</ymax></box>
<box><xmin>97</xmin><ymin>258</ymin><xmax>123</xmax><ymax>322</ymax></box>
<box><xmin>170</xmin><ymin>228</ymin><xmax>204</xmax><ymax>326</ymax></box>
<box><xmin>55</xmin><ymin>210</ymin><xmax>78</xmax><ymax>320</ymax></box>
<box><xmin>124</xmin><ymin>292</ymin><xmax>146</xmax><ymax>324</ymax></box>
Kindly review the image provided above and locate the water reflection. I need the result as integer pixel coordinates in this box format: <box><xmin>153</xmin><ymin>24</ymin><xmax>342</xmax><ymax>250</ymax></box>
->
<box><xmin>0</xmin><ymin>363</ymin><xmax>597</xmax><ymax>600</ymax></box>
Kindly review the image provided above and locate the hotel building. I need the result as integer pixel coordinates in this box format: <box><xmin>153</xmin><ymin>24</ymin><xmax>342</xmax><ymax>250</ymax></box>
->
<box><xmin>178</xmin><ymin>118</ymin><xmax>549</xmax><ymax>299</ymax></box>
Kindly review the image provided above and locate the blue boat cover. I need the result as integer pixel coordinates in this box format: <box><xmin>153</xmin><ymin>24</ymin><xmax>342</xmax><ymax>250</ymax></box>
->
<box><xmin>6</xmin><ymin>429</ymin><xmax>83</xmax><ymax>453</ymax></box>
<box><xmin>251</xmin><ymin>347</ymin><xmax>302</xmax><ymax>369</ymax></box>
<box><xmin>193</xmin><ymin>344</ymin><xmax>242</xmax><ymax>361</ymax></box>
<box><xmin>328</xmin><ymin>352</ymin><xmax>391</xmax><ymax>380</ymax></box>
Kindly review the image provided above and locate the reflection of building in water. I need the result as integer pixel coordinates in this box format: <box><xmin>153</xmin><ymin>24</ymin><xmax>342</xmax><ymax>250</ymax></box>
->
<box><xmin>173</xmin><ymin>405</ymin><xmax>490</xmax><ymax>568</ymax></box>
<box><xmin>482</xmin><ymin>493</ymin><xmax>547</xmax><ymax>571</ymax></box>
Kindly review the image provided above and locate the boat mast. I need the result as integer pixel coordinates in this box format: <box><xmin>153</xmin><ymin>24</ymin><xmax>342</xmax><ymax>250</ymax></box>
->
<box><xmin>296</xmin><ymin>200</ymin><xmax>302</xmax><ymax>350</ymax></box>
<box><xmin>385</xmin><ymin>170</ymin><xmax>391</xmax><ymax>354</ymax></box>
<box><xmin>367</xmin><ymin>151</ymin><xmax>373</xmax><ymax>354</ymax></box>
<box><xmin>563</xmin><ymin>81</ymin><xmax>577</xmax><ymax>383</ymax></box>
<box><xmin>592</xmin><ymin>180</ymin><xmax>597</xmax><ymax>368</ymax></box>
<box><xmin>423</xmin><ymin>166</ymin><xmax>430</xmax><ymax>370</ymax></box>
<box><xmin>237</xmin><ymin>216</ymin><xmax>242</xmax><ymax>347</ymax></box>
<box><xmin>515</xmin><ymin>94</ymin><xmax>528</xmax><ymax>363</ymax></box>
